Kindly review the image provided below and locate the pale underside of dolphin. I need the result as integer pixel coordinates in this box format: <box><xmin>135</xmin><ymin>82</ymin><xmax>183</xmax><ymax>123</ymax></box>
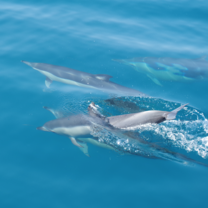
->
<box><xmin>37</xmin><ymin>102</ymin><xmax>188</xmax><ymax>158</ymax></box>
<box><xmin>21</xmin><ymin>61</ymin><xmax>145</xmax><ymax>96</ymax></box>
<box><xmin>113</xmin><ymin>56</ymin><xmax>208</xmax><ymax>86</ymax></box>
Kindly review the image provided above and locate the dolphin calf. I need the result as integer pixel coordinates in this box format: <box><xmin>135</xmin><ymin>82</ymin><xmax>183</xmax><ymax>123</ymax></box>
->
<box><xmin>21</xmin><ymin>61</ymin><xmax>145</xmax><ymax>96</ymax></box>
<box><xmin>113</xmin><ymin>56</ymin><xmax>208</xmax><ymax>86</ymax></box>
<box><xmin>37</xmin><ymin>102</ymin><xmax>187</xmax><ymax>156</ymax></box>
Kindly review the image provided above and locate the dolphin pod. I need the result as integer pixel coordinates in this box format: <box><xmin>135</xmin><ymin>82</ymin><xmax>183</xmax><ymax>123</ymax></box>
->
<box><xmin>22</xmin><ymin>59</ymin><xmax>207</xmax><ymax>166</ymax></box>
<box><xmin>113</xmin><ymin>56</ymin><xmax>208</xmax><ymax>86</ymax></box>
<box><xmin>21</xmin><ymin>61</ymin><xmax>145</xmax><ymax>96</ymax></box>
<box><xmin>37</xmin><ymin>102</ymin><xmax>187</xmax><ymax>158</ymax></box>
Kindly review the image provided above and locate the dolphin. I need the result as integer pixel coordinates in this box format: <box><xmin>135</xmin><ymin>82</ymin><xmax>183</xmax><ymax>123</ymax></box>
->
<box><xmin>37</xmin><ymin>104</ymin><xmax>117</xmax><ymax>157</ymax></box>
<box><xmin>108</xmin><ymin>103</ymin><xmax>188</xmax><ymax>129</ymax></box>
<box><xmin>21</xmin><ymin>61</ymin><xmax>145</xmax><ymax>96</ymax></box>
<box><xmin>37</xmin><ymin>102</ymin><xmax>187</xmax><ymax>157</ymax></box>
<box><xmin>113</xmin><ymin>56</ymin><xmax>208</xmax><ymax>86</ymax></box>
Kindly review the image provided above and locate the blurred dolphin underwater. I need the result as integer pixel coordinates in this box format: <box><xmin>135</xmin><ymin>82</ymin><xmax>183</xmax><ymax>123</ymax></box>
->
<box><xmin>113</xmin><ymin>56</ymin><xmax>208</xmax><ymax>86</ymax></box>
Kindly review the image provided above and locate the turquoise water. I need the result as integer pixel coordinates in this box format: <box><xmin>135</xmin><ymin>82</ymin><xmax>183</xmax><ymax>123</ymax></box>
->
<box><xmin>1</xmin><ymin>0</ymin><xmax>208</xmax><ymax>207</ymax></box>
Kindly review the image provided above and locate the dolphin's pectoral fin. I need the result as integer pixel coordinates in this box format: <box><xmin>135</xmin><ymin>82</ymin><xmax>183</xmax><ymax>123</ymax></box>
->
<box><xmin>43</xmin><ymin>106</ymin><xmax>64</xmax><ymax>118</ymax></box>
<box><xmin>147</xmin><ymin>75</ymin><xmax>163</xmax><ymax>86</ymax></box>
<box><xmin>45</xmin><ymin>77</ymin><xmax>52</xmax><ymax>88</ymax></box>
<box><xmin>95</xmin><ymin>74</ymin><xmax>113</xmax><ymax>81</ymax></box>
<box><xmin>164</xmin><ymin>103</ymin><xmax>189</xmax><ymax>120</ymax></box>
<box><xmin>69</xmin><ymin>137</ymin><xmax>83</xmax><ymax>148</ymax></box>
<box><xmin>77</xmin><ymin>141</ymin><xmax>90</xmax><ymax>157</ymax></box>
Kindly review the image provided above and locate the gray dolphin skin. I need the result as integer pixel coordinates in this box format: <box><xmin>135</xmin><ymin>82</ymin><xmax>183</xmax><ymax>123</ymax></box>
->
<box><xmin>37</xmin><ymin>102</ymin><xmax>187</xmax><ymax>157</ymax></box>
<box><xmin>108</xmin><ymin>103</ymin><xmax>188</xmax><ymax>129</ymax></box>
<box><xmin>21</xmin><ymin>61</ymin><xmax>145</xmax><ymax>96</ymax></box>
<box><xmin>113</xmin><ymin>56</ymin><xmax>208</xmax><ymax>86</ymax></box>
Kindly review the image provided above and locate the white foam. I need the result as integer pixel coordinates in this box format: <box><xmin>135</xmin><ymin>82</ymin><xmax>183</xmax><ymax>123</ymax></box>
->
<box><xmin>126</xmin><ymin>119</ymin><xmax>208</xmax><ymax>158</ymax></box>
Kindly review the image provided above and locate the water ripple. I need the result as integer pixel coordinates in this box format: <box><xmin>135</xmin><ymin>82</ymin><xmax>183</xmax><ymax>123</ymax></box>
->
<box><xmin>1</xmin><ymin>2</ymin><xmax>208</xmax><ymax>55</ymax></box>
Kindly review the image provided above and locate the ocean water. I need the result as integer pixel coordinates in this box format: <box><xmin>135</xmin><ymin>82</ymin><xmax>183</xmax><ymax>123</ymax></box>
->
<box><xmin>1</xmin><ymin>0</ymin><xmax>208</xmax><ymax>207</ymax></box>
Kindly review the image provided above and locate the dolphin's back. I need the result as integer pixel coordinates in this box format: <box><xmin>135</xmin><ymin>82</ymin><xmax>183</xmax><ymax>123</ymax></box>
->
<box><xmin>108</xmin><ymin>103</ymin><xmax>188</xmax><ymax>129</ymax></box>
<box><xmin>108</xmin><ymin>110</ymin><xmax>167</xmax><ymax>129</ymax></box>
<box><xmin>38</xmin><ymin>62</ymin><xmax>145</xmax><ymax>96</ymax></box>
<box><xmin>32</xmin><ymin>62</ymin><xmax>93</xmax><ymax>79</ymax></box>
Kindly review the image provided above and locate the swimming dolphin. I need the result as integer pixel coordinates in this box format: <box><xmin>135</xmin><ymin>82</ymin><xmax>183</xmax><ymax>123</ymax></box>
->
<box><xmin>108</xmin><ymin>103</ymin><xmax>188</xmax><ymax>129</ymax></box>
<box><xmin>21</xmin><ymin>61</ymin><xmax>145</xmax><ymax>96</ymax></box>
<box><xmin>113</xmin><ymin>56</ymin><xmax>208</xmax><ymax>86</ymax></box>
<box><xmin>37</xmin><ymin>102</ymin><xmax>187</xmax><ymax>156</ymax></box>
<box><xmin>37</xmin><ymin>104</ymin><xmax>117</xmax><ymax>157</ymax></box>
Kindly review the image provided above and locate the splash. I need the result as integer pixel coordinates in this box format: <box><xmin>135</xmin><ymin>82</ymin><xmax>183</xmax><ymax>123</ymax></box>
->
<box><xmin>127</xmin><ymin>119</ymin><xmax>208</xmax><ymax>158</ymax></box>
<box><xmin>62</xmin><ymin>95</ymin><xmax>208</xmax><ymax>159</ymax></box>
<box><xmin>98</xmin><ymin>96</ymin><xmax>208</xmax><ymax>159</ymax></box>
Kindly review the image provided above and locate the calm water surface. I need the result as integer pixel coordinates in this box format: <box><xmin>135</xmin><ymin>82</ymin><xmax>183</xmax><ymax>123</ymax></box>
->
<box><xmin>1</xmin><ymin>0</ymin><xmax>208</xmax><ymax>207</ymax></box>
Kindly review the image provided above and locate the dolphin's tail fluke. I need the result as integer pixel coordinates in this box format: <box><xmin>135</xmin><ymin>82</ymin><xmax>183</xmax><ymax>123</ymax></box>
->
<box><xmin>164</xmin><ymin>103</ymin><xmax>189</xmax><ymax>120</ymax></box>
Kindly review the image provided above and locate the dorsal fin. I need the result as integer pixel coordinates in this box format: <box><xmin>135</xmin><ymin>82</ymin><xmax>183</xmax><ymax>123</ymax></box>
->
<box><xmin>198</xmin><ymin>55</ymin><xmax>207</xmax><ymax>61</ymax></box>
<box><xmin>94</xmin><ymin>74</ymin><xmax>112</xmax><ymax>81</ymax></box>
<box><xmin>43</xmin><ymin>106</ymin><xmax>64</xmax><ymax>118</ymax></box>
<box><xmin>164</xmin><ymin>103</ymin><xmax>189</xmax><ymax>120</ymax></box>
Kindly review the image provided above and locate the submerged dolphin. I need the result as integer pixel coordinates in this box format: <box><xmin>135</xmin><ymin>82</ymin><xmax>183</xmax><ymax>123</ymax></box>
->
<box><xmin>37</xmin><ymin>102</ymin><xmax>187</xmax><ymax>157</ymax></box>
<box><xmin>113</xmin><ymin>56</ymin><xmax>208</xmax><ymax>86</ymax></box>
<box><xmin>21</xmin><ymin>61</ymin><xmax>145</xmax><ymax>96</ymax></box>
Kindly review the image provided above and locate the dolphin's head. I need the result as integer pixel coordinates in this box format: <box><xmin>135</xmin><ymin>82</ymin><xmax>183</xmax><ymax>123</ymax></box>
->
<box><xmin>21</xmin><ymin>60</ymin><xmax>39</xmax><ymax>70</ymax></box>
<box><xmin>37</xmin><ymin>126</ymin><xmax>50</xmax><ymax>132</ymax></box>
<box><xmin>21</xmin><ymin>60</ymin><xmax>33</xmax><ymax>67</ymax></box>
<box><xmin>36</xmin><ymin>120</ymin><xmax>67</xmax><ymax>135</ymax></box>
